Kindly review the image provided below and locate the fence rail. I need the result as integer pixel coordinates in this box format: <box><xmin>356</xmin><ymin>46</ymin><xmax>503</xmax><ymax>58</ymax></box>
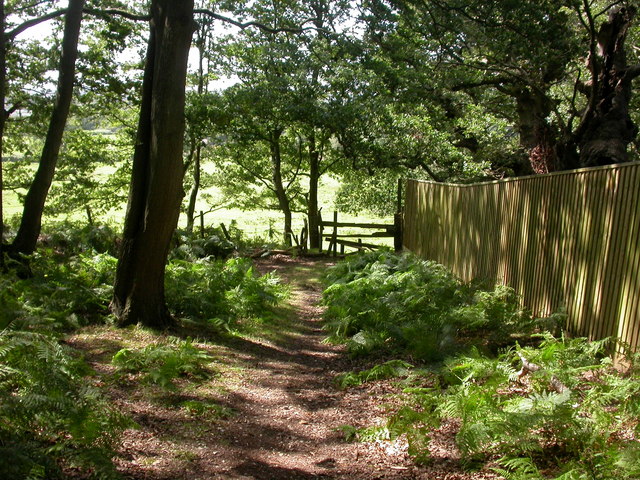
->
<box><xmin>403</xmin><ymin>162</ymin><xmax>640</xmax><ymax>352</ymax></box>
<box><xmin>320</xmin><ymin>211</ymin><xmax>401</xmax><ymax>256</ymax></box>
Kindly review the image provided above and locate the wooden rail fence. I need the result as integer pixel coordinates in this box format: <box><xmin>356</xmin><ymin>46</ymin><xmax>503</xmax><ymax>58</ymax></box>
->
<box><xmin>320</xmin><ymin>211</ymin><xmax>402</xmax><ymax>256</ymax></box>
<box><xmin>403</xmin><ymin>162</ymin><xmax>640</xmax><ymax>352</ymax></box>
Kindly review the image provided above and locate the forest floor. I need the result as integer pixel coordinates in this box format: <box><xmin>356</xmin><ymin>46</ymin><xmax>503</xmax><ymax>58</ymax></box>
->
<box><xmin>68</xmin><ymin>255</ymin><xmax>500</xmax><ymax>480</ymax></box>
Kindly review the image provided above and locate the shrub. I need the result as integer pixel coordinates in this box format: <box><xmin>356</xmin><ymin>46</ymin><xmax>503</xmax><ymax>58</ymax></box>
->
<box><xmin>39</xmin><ymin>221</ymin><xmax>121</xmax><ymax>256</ymax></box>
<box><xmin>165</xmin><ymin>257</ymin><xmax>286</xmax><ymax>330</ymax></box>
<box><xmin>374</xmin><ymin>335</ymin><xmax>640</xmax><ymax>479</ymax></box>
<box><xmin>1</xmin><ymin>252</ymin><xmax>116</xmax><ymax>332</ymax></box>
<box><xmin>111</xmin><ymin>337</ymin><xmax>212</xmax><ymax>390</ymax></box>
<box><xmin>322</xmin><ymin>252</ymin><xmax>542</xmax><ymax>360</ymax></box>
<box><xmin>0</xmin><ymin>330</ymin><xmax>132</xmax><ymax>479</ymax></box>
<box><xmin>171</xmin><ymin>228</ymin><xmax>235</xmax><ymax>261</ymax></box>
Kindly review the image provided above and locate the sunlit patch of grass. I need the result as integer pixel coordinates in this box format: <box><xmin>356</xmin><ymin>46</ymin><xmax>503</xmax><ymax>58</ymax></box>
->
<box><xmin>181</xmin><ymin>399</ymin><xmax>234</xmax><ymax>419</ymax></box>
<box><xmin>173</xmin><ymin>449</ymin><xmax>200</xmax><ymax>463</ymax></box>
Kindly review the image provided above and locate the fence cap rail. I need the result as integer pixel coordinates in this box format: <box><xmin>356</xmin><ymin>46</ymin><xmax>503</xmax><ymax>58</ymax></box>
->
<box><xmin>407</xmin><ymin>161</ymin><xmax>640</xmax><ymax>188</ymax></box>
<box><xmin>321</xmin><ymin>221</ymin><xmax>395</xmax><ymax>229</ymax></box>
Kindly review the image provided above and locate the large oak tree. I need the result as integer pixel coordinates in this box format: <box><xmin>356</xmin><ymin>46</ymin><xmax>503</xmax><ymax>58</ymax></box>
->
<box><xmin>362</xmin><ymin>0</ymin><xmax>640</xmax><ymax>174</ymax></box>
<box><xmin>110</xmin><ymin>0</ymin><xmax>195</xmax><ymax>328</ymax></box>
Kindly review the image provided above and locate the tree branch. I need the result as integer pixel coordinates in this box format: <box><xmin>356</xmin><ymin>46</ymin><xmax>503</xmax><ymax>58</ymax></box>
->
<box><xmin>624</xmin><ymin>64</ymin><xmax>640</xmax><ymax>82</ymax></box>
<box><xmin>452</xmin><ymin>76</ymin><xmax>514</xmax><ymax>91</ymax></box>
<box><xmin>516</xmin><ymin>351</ymin><xmax>570</xmax><ymax>394</ymax></box>
<box><xmin>6</xmin><ymin>9</ymin><xmax>67</xmax><ymax>40</ymax></box>
<box><xmin>414</xmin><ymin>160</ymin><xmax>444</xmax><ymax>183</ymax></box>
<box><xmin>194</xmin><ymin>8</ymin><xmax>316</xmax><ymax>34</ymax></box>
<box><xmin>5</xmin><ymin>102</ymin><xmax>22</xmax><ymax>119</ymax></box>
<box><xmin>232</xmin><ymin>156</ymin><xmax>275</xmax><ymax>194</ymax></box>
<box><xmin>6</xmin><ymin>6</ymin><xmax>151</xmax><ymax>41</ymax></box>
<box><xmin>82</xmin><ymin>7</ymin><xmax>150</xmax><ymax>22</ymax></box>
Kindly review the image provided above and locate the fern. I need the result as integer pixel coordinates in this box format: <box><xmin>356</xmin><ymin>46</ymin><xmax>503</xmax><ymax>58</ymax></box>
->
<box><xmin>165</xmin><ymin>257</ymin><xmax>287</xmax><ymax>330</ymax></box>
<box><xmin>493</xmin><ymin>456</ymin><xmax>544</xmax><ymax>480</ymax></box>
<box><xmin>322</xmin><ymin>252</ymin><xmax>546</xmax><ymax>360</ymax></box>
<box><xmin>335</xmin><ymin>360</ymin><xmax>413</xmax><ymax>388</ymax></box>
<box><xmin>112</xmin><ymin>337</ymin><xmax>213</xmax><ymax>390</ymax></box>
<box><xmin>0</xmin><ymin>329</ymin><xmax>132</xmax><ymax>479</ymax></box>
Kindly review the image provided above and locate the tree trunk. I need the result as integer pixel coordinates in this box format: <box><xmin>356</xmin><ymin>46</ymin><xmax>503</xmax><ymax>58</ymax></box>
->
<box><xmin>270</xmin><ymin>129</ymin><xmax>293</xmax><ymax>247</ymax></box>
<box><xmin>185</xmin><ymin>30</ymin><xmax>206</xmax><ymax>236</ymax></box>
<box><xmin>9</xmin><ymin>0</ymin><xmax>84</xmax><ymax>256</ymax></box>
<box><xmin>0</xmin><ymin>0</ymin><xmax>6</xmax><ymax>269</ymax></box>
<box><xmin>185</xmin><ymin>144</ymin><xmax>201</xmax><ymax>235</ymax></box>
<box><xmin>307</xmin><ymin>133</ymin><xmax>321</xmax><ymax>249</ymax></box>
<box><xmin>578</xmin><ymin>6</ymin><xmax>640</xmax><ymax>167</ymax></box>
<box><xmin>110</xmin><ymin>0</ymin><xmax>195</xmax><ymax>329</ymax></box>
<box><xmin>513</xmin><ymin>87</ymin><xmax>558</xmax><ymax>174</ymax></box>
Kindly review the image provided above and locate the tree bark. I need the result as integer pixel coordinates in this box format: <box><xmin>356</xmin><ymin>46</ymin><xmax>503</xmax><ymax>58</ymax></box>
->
<box><xmin>110</xmin><ymin>0</ymin><xmax>195</xmax><ymax>329</ymax></box>
<box><xmin>9</xmin><ymin>0</ymin><xmax>84</xmax><ymax>256</ymax></box>
<box><xmin>185</xmin><ymin>144</ymin><xmax>201</xmax><ymax>234</ymax></box>
<box><xmin>270</xmin><ymin>129</ymin><xmax>293</xmax><ymax>247</ymax></box>
<box><xmin>578</xmin><ymin>6</ymin><xmax>639</xmax><ymax>167</ymax></box>
<box><xmin>307</xmin><ymin>133</ymin><xmax>321</xmax><ymax>250</ymax></box>
<box><xmin>512</xmin><ymin>86</ymin><xmax>559</xmax><ymax>174</ymax></box>
<box><xmin>0</xmin><ymin>0</ymin><xmax>6</xmax><ymax>269</ymax></box>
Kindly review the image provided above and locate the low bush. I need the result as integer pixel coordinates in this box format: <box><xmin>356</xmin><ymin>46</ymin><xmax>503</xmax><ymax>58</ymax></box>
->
<box><xmin>171</xmin><ymin>228</ymin><xmax>235</xmax><ymax>261</ymax></box>
<box><xmin>165</xmin><ymin>257</ymin><xmax>287</xmax><ymax>330</ymax></box>
<box><xmin>390</xmin><ymin>334</ymin><xmax>640</xmax><ymax>480</ymax></box>
<box><xmin>37</xmin><ymin>221</ymin><xmax>121</xmax><ymax>256</ymax></box>
<box><xmin>0</xmin><ymin>330</ymin><xmax>133</xmax><ymax>480</ymax></box>
<box><xmin>322</xmin><ymin>251</ymin><xmax>548</xmax><ymax>360</ymax></box>
<box><xmin>1</xmin><ymin>252</ymin><xmax>116</xmax><ymax>332</ymax></box>
<box><xmin>112</xmin><ymin>337</ymin><xmax>213</xmax><ymax>390</ymax></box>
<box><xmin>346</xmin><ymin>335</ymin><xmax>640</xmax><ymax>479</ymax></box>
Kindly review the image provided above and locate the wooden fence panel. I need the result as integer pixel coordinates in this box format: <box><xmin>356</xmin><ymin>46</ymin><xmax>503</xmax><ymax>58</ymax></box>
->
<box><xmin>404</xmin><ymin>163</ymin><xmax>640</xmax><ymax>352</ymax></box>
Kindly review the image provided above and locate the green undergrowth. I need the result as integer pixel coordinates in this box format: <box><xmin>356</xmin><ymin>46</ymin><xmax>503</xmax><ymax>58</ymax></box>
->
<box><xmin>327</xmin><ymin>253</ymin><xmax>640</xmax><ymax>479</ymax></box>
<box><xmin>165</xmin><ymin>256</ymin><xmax>288</xmax><ymax>332</ymax></box>
<box><xmin>335</xmin><ymin>359</ymin><xmax>414</xmax><ymax>388</ymax></box>
<box><xmin>0</xmin><ymin>328</ymin><xmax>134</xmax><ymax>479</ymax></box>
<box><xmin>180</xmin><ymin>399</ymin><xmax>234</xmax><ymax>419</ymax></box>
<box><xmin>0</xmin><ymin>222</ymin><xmax>289</xmax><ymax>479</ymax></box>
<box><xmin>322</xmin><ymin>251</ymin><xmax>560</xmax><ymax>361</ymax></box>
<box><xmin>111</xmin><ymin>337</ymin><xmax>214</xmax><ymax>390</ymax></box>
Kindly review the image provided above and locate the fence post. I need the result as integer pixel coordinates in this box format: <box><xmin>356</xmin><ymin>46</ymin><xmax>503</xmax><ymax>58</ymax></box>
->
<box><xmin>394</xmin><ymin>179</ymin><xmax>403</xmax><ymax>252</ymax></box>
<box><xmin>318</xmin><ymin>209</ymin><xmax>324</xmax><ymax>253</ymax></box>
<box><xmin>332</xmin><ymin>211</ymin><xmax>338</xmax><ymax>257</ymax></box>
<box><xmin>220</xmin><ymin>222</ymin><xmax>231</xmax><ymax>242</ymax></box>
<box><xmin>394</xmin><ymin>213</ymin><xmax>403</xmax><ymax>252</ymax></box>
<box><xmin>199</xmin><ymin>211</ymin><xmax>205</xmax><ymax>239</ymax></box>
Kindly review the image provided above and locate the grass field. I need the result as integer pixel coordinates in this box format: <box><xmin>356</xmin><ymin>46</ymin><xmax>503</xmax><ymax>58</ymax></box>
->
<box><xmin>3</xmin><ymin>169</ymin><xmax>396</xmax><ymax>251</ymax></box>
<box><xmin>4</xmin><ymin>190</ymin><xmax>22</xmax><ymax>218</ymax></box>
<box><xmin>183</xmin><ymin>175</ymin><xmax>396</xmax><ymax>251</ymax></box>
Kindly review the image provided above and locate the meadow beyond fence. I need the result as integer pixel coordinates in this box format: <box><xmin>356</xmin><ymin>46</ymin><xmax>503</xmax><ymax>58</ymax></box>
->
<box><xmin>404</xmin><ymin>162</ymin><xmax>640</xmax><ymax>352</ymax></box>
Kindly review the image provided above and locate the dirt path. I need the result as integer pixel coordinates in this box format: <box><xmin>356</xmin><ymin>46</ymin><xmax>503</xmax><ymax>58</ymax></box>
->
<box><xmin>72</xmin><ymin>255</ymin><xmax>496</xmax><ymax>479</ymax></box>
<box><xmin>199</xmin><ymin>255</ymin><xmax>421</xmax><ymax>479</ymax></box>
